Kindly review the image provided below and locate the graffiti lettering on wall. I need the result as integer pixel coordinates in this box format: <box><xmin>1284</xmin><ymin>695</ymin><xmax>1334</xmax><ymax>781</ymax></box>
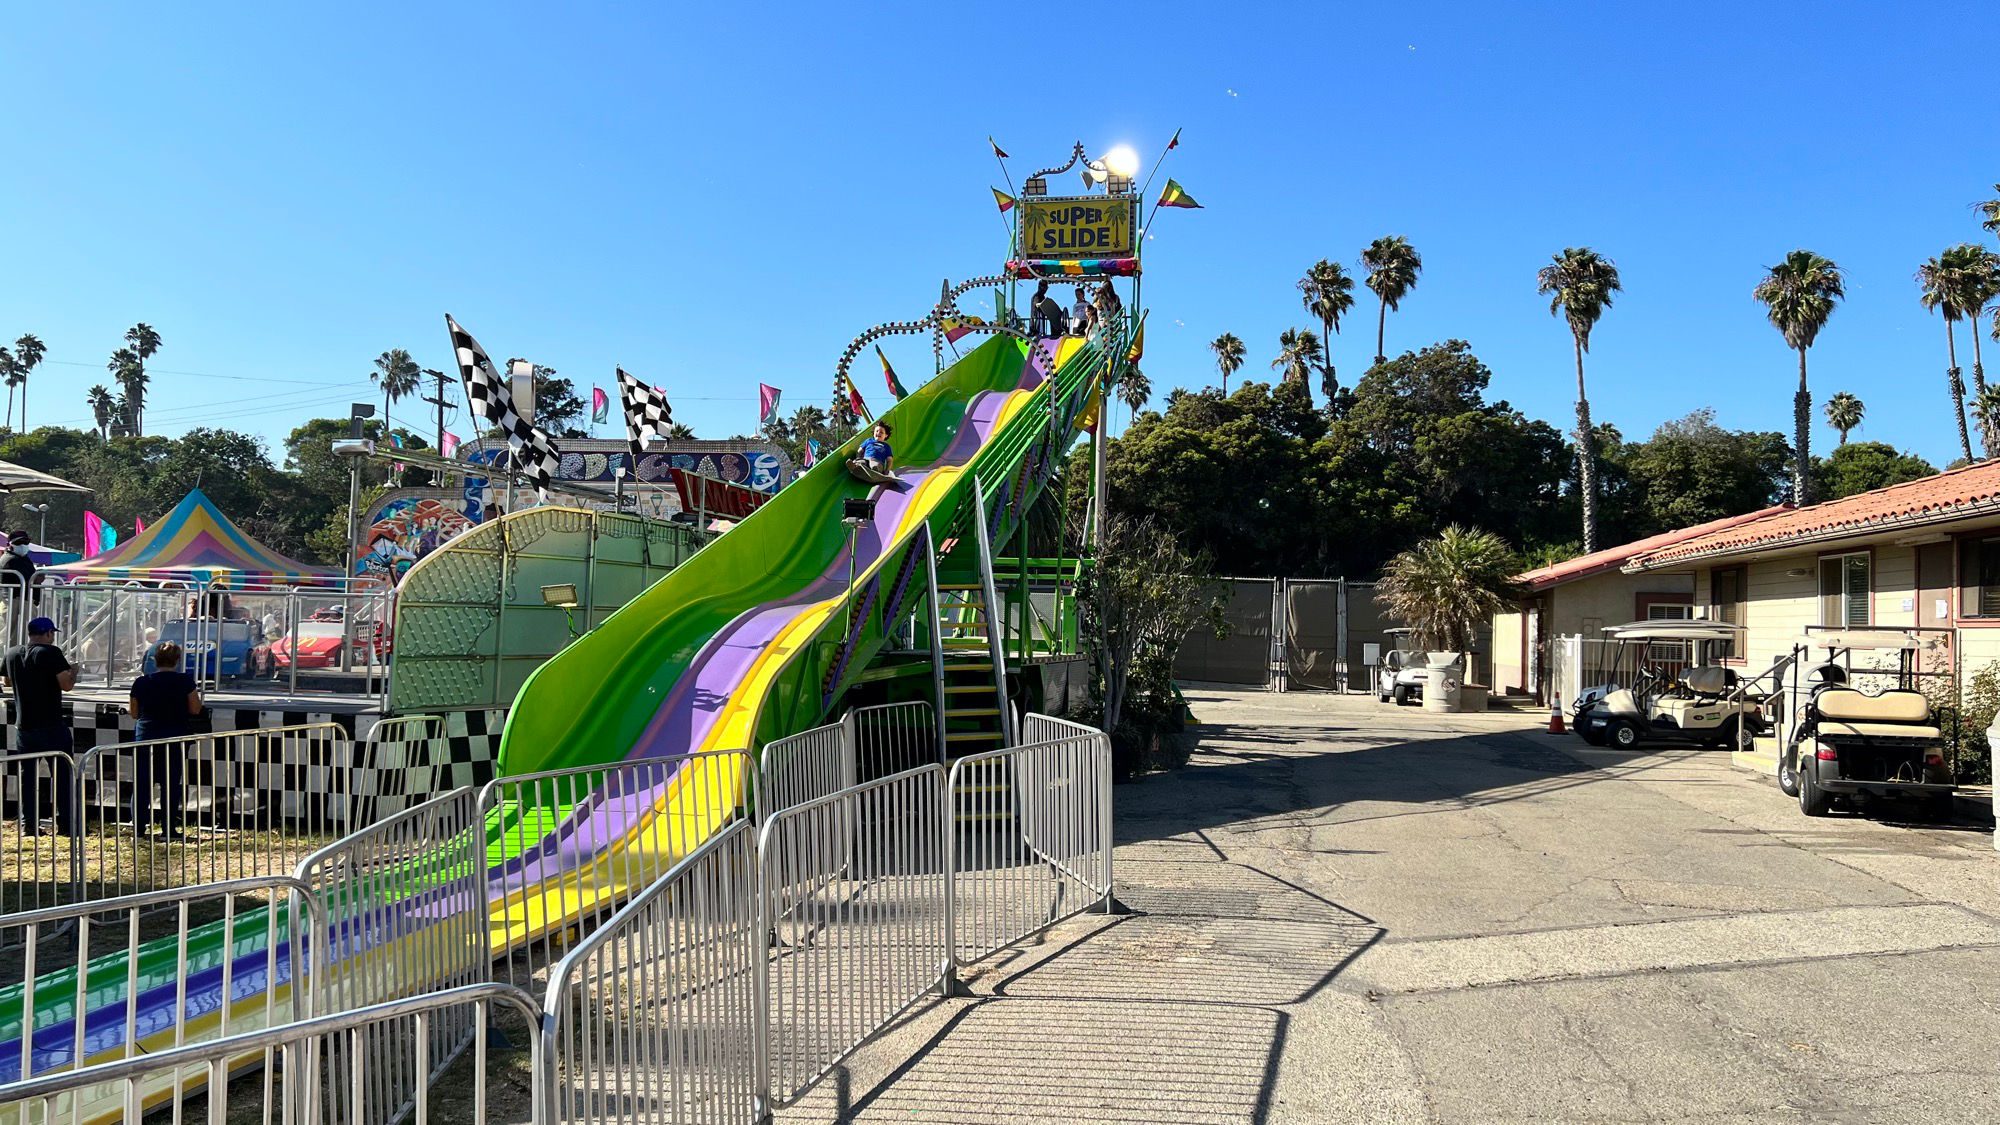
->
<box><xmin>358</xmin><ymin>497</ymin><xmax>474</xmax><ymax>579</ymax></box>
<box><xmin>465</xmin><ymin>448</ymin><xmax>785</xmax><ymax>492</ymax></box>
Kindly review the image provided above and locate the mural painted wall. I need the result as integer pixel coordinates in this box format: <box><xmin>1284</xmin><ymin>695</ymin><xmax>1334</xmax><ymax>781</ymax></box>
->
<box><xmin>464</xmin><ymin>447</ymin><xmax>786</xmax><ymax>493</ymax></box>
<box><xmin>356</xmin><ymin>496</ymin><xmax>475</xmax><ymax>580</ymax></box>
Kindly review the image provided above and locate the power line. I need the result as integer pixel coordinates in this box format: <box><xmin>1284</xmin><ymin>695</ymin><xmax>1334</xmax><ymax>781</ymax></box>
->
<box><xmin>42</xmin><ymin>359</ymin><xmax>360</xmax><ymax>387</ymax></box>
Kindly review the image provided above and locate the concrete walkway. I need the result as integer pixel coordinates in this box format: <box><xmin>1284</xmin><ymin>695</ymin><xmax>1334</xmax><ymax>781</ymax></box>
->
<box><xmin>780</xmin><ymin>690</ymin><xmax>2000</xmax><ymax>1124</ymax></box>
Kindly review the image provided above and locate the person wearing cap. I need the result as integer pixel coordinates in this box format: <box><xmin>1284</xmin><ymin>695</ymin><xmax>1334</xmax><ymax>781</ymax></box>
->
<box><xmin>3</xmin><ymin>616</ymin><xmax>76</xmax><ymax>835</ymax></box>
<box><xmin>1</xmin><ymin>530</ymin><xmax>37</xmax><ymax>609</ymax></box>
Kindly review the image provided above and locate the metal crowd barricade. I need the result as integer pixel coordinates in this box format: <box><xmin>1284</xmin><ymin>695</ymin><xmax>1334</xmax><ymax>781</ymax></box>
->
<box><xmin>946</xmin><ymin>716</ymin><xmax>1114</xmax><ymax>970</ymax></box>
<box><xmin>754</xmin><ymin>764</ymin><xmax>948</xmax><ymax>1110</ymax></box>
<box><xmin>0</xmin><ymin>983</ymin><xmax>544</xmax><ymax>1125</ymax></box>
<box><xmin>540</xmin><ymin>820</ymin><xmax>760</xmax><ymax>1125</ymax></box>
<box><xmin>359</xmin><ymin>714</ymin><xmax>448</xmax><ymax>822</ymax></box>
<box><xmin>1</xmin><ymin>876</ymin><xmax>324</xmax><ymax>1099</ymax></box>
<box><xmin>844</xmin><ymin>700</ymin><xmax>939</xmax><ymax>784</ymax></box>
<box><xmin>73</xmin><ymin>721</ymin><xmax>353</xmax><ymax>904</ymax></box>
<box><xmin>296</xmin><ymin>787</ymin><xmax>488</xmax><ymax>1124</ymax></box>
<box><xmin>479</xmin><ymin>748</ymin><xmax>752</xmax><ymax>992</ymax></box>
<box><xmin>756</xmin><ymin>720</ymin><xmax>850</xmax><ymax>821</ymax></box>
<box><xmin>3</xmin><ymin>750</ymin><xmax>81</xmax><ymax>935</ymax></box>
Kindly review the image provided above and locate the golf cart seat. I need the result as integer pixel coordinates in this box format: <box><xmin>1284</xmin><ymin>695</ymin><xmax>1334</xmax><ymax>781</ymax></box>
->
<box><xmin>1809</xmin><ymin>688</ymin><xmax>1941</xmax><ymax>742</ymax></box>
<box><xmin>1678</xmin><ymin>665</ymin><xmax>1737</xmax><ymax>700</ymax></box>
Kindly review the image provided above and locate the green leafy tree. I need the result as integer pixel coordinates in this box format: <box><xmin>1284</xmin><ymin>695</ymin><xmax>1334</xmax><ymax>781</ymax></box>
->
<box><xmin>1271</xmin><ymin>327</ymin><xmax>1323</xmax><ymax>388</ymax></box>
<box><xmin>530</xmin><ymin>372</ymin><xmax>589</xmax><ymax>438</ymax></box>
<box><xmin>1917</xmin><ymin>245</ymin><xmax>1985</xmax><ymax>463</ymax></box>
<box><xmin>1618</xmin><ymin>410</ymin><xmax>1789</xmax><ymax>533</ymax></box>
<box><xmin>1537</xmin><ymin>247</ymin><xmax>1622</xmax><ymax>552</ymax></box>
<box><xmin>86</xmin><ymin>385</ymin><xmax>118</xmax><ymax>438</ymax></box>
<box><xmin>1811</xmin><ymin>441</ymin><xmax>1937</xmax><ymax>501</ymax></box>
<box><xmin>1208</xmin><ymin>332</ymin><xmax>1245</xmax><ymax>394</ymax></box>
<box><xmin>1374</xmin><ymin>525</ymin><xmax>1523</xmax><ymax>653</ymax></box>
<box><xmin>370</xmin><ymin>348</ymin><xmax>423</xmax><ymax>434</ymax></box>
<box><xmin>1823</xmin><ymin>391</ymin><xmax>1864</xmax><ymax>446</ymax></box>
<box><xmin>1753</xmin><ymin>250</ymin><xmax>1844</xmax><ymax>502</ymax></box>
<box><xmin>1297</xmin><ymin>259</ymin><xmax>1355</xmax><ymax>397</ymax></box>
<box><xmin>1361</xmin><ymin>235</ymin><xmax>1422</xmax><ymax>365</ymax></box>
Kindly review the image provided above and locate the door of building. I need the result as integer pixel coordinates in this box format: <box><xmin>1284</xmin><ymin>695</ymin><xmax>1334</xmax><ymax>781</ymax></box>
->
<box><xmin>1917</xmin><ymin>541</ymin><xmax>1955</xmax><ymax>673</ymax></box>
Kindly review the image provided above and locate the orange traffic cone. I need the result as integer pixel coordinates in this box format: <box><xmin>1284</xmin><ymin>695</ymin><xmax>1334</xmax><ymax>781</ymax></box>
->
<box><xmin>1547</xmin><ymin>703</ymin><xmax>1566</xmax><ymax>735</ymax></box>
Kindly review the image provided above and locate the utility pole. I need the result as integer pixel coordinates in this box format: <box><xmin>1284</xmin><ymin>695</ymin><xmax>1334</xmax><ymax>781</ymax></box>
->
<box><xmin>420</xmin><ymin>368</ymin><xmax>453</xmax><ymax>486</ymax></box>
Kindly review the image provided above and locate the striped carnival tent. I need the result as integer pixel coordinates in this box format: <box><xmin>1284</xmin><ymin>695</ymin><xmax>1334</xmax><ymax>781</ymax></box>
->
<box><xmin>42</xmin><ymin>488</ymin><xmax>338</xmax><ymax>586</ymax></box>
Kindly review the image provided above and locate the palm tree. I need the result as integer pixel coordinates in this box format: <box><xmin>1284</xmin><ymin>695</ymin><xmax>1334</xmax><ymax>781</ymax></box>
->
<box><xmin>1373</xmin><ymin>525</ymin><xmax>1524</xmax><ymax>654</ymax></box>
<box><xmin>87</xmin><ymin>385</ymin><xmax>118</xmax><ymax>438</ymax></box>
<box><xmin>1960</xmin><ymin>247</ymin><xmax>2000</xmax><ymax>409</ymax></box>
<box><xmin>1977</xmin><ymin>183</ymin><xmax>2000</xmax><ymax>247</ymax></box>
<box><xmin>1118</xmin><ymin>366</ymin><xmax>1151</xmax><ymax>427</ymax></box>
<box><xmin>1917</xmin><ymin>245</ymin><xmax>1985</xmax><ymax>464</ymax></box>
<box><xmin>0</xmin><ymin>348</ymin><xmax>15</xmax><ymax>431</ymax></box>
<box><xmin>1974</xmin><ymin>386</ymin><xmax>2000</xmax><ymax>459</ymax></box>
<box><xmin>121</xmin><ymin>324</ymin><xmax>161</xmax><ymax>434</ymax></box>
<box><xmin>1209</xmin><ymin>333</ymin><xmax>1245</xmax><ymax>395</ymax></box>
<box><xmin>10</xmin><ymin>334</ymin><xmax>44</xmax><ymax>432</ymax></box>
<box><xmin>1536</xmin><ymin>247</ymin><xmax>1622</xmax><ymax>552</ymax></box>
<box><xmin>1752</xmin><ymin>250</ymin><xmax>1845</xmax><ymax>502</ymax></box>
<box><xmin>1823</xmin><ymin>392</ymin><xmax>1864</xmax><ymax>446</ymax></box>
<box><xmin>371</xmin><ymin>348</ymin><xmax>423</xmax><ymax>433</ymax></box>
<box><xmin>1271</xmin><ymin>328</ymin><xmax>1323</xmax><ymax>387</ymax></box>
<box><xmin>1297</xmin><ymin>259</ymin><xmax>1356</xmax><ymax>395</ymax></box>
<box><xmin>1360</xmin><ymin>236</ymin><xmax>1422</xmax><ymax>365</ymax></box>
<box><xmin>665</xmin><ymin>421</ymin><xmax>696</xmax><ymax>440</ymax></box>
<box><xmin>106</xmin><ymin>347</ymin><xmax>148</xmax><ymax>434</ymax></box>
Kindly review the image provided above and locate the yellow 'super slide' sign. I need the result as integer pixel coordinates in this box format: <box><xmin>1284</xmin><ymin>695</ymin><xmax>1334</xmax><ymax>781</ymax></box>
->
<box><xmin>1019</xmin><ymin>196</ymin><xmax>1137</xmax><ymax>258</ymax></box>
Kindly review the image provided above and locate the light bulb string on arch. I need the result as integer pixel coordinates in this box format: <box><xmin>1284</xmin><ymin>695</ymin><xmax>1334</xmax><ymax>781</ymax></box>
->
<box><xmin>832</xmin><ymin>275</ymin><xmax>1027</xmax><ymax>401</ymax></box>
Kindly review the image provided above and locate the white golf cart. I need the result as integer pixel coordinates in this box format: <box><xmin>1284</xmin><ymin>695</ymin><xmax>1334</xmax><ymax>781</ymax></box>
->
<box><xmin>1375</xmin><ymin>628</ymin><xmax>1430</xmax><ymax>706</ymax></box>
<box><xmin>1775</xmin><ymin>628</ymin><xmax>1956</xmax><ymax>819</ymax></box>
<box><xmin>1572</xmin><ymin>620</ymin><xmax>1769</xmax><ymax>751</ymax></box>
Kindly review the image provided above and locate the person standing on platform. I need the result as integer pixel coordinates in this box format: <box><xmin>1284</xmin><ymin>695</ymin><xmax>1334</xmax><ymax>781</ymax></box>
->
<box><xmin>2</xmin><ymin>531</ymin><xmax>38</xmax><ymax>610</ymax></box>
<box><xmin>127</xmin><ymin>640</ymin><xmax>202</xmax><ymax>838</ymax></box>
<box><xmin>3</xmin><ymin>617</ymin><xmax>77</xmax><ymax>836</ymax></box>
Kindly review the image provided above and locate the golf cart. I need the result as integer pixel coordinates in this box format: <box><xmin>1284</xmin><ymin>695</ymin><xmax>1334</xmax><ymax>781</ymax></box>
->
<box><xmin>1776</xmin><ymin>628</ymin><xmax>1956</xmax><ymax>819</ymax></box>
<box><xmin>1573</xmin><ymin>620</ymin><xmax>1768</xmax><ymax>750</ymax></box>
<box><xmin>1375</xmin><ymin>629</ymin><xmax>1429</xmax><ymax>706</ymax></box>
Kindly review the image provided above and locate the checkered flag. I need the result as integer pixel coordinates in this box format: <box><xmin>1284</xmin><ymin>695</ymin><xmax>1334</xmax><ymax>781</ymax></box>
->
<box><xmin>445</xmin><ymin>314</ymin><xmax>564</xmax><ymax>499</ymax></box>
<box><xmin>617</xmin><ymin>367</ymin><xmax>674</xmax><ymax>456</ymax></box>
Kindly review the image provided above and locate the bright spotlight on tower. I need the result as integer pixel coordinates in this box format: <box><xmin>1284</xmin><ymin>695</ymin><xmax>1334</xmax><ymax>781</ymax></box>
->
<box><xmin>1104</xmin><ymin>145</ymin><xmax>1140</xmax><ymax>178</ymax></box>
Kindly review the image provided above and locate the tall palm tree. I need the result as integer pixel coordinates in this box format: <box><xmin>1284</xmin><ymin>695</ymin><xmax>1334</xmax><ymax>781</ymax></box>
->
<box><xmin>1753</xmin><ymin>250</ymin><xmax>1845</xmax><ymax>503</ymax></box>
<box><xmin>1917</xmin><ymin>245</ymin><xmax>1984</xmax><ymax>464</ymax></box>
<box><xmin>1977</xmin><ymin>183</ymin><xmax>2000</xmax><ymax>247</ymax></box>
<box><xmin>0</xmin><ymin>348</ymin><xmax>15</xmax><ymax>431</ymax></box>
<box><xmin>1360</xmin><ymin>236</ymin><xmax>1422</xmax><ymax>365</ymax></box>
<box><xmin>1823</xmin><ymin>391</ymin><xmax>1864</xmax><ymax>446</ymax></box>
<box><xmin>1271</xmin><ymin>328</ymin><xmax>1323</xmax><ymax>387</ymax></box>
<box><xmin>10</xmin><ymin>335</ymin><xmax>43</xmax><ymax>433</ymax></box>
<box><xmin>122</xmin><ymin>323</ymin><xmax>161</xmax><ymax>434</ymax></box>
<box><xmin>86</xmin><ymin>385</ymin><xmax>118</xmax><ymax>438</ymax></box>
<box><xmin>1297</xmin><ymin>259</ymin><xmax>1356</xmax><ymax>395</ymax></box>
<box><xmin>1960</xmin><ymin>247</ymin><xmax>2000</xmax><ymax>408</ymax></box>
<box><xmin>1536</xmin><ymin>247</ymin><xmax>1622</xmax><ymax>553</ymax></box>
<box><xmin>1209</xmin><ymin>332</ymin><xmax>1245</xmax><ymax>395</ymax></box>
<box><xmin>371</xmin><ymin>348</ymin><xmax>423</xmax><ymax>433</ymax></box>
<box><xmin>1974</xmin><ymin>386</ymin><xmax>2000</xmax><ymax>460</ymax></box>
<box><xmin>1118</xmin><ymin>366</ymin><xmax>1151</xmax><ymax>427</ymax></box>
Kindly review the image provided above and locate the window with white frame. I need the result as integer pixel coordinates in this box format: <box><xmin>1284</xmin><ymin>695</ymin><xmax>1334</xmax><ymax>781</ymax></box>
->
<box><xmin>1818</xmin><ymin>552</ymin><xmax>1870</xmax><ymax>628</ymax></box>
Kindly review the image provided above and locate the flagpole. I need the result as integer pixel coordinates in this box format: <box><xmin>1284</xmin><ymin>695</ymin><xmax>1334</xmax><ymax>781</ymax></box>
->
<box><xmin>1137</xmin><ymin>127</ymin><xmax>1180</xmax><ymax>215</ymax></box>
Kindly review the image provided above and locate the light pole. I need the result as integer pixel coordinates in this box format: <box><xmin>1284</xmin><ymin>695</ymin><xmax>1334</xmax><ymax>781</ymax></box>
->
<box><xmin>21</xmin><ymin>503</ymin><xmax>49</xmax><ymax>544</ymax></box>
<box><xmin>334</xmin><ymin>403</ymin><xmax>377</xmax><ymax>580</ymax></box>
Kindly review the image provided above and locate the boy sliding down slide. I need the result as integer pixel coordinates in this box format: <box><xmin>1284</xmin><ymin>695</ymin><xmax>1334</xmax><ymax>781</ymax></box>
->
<box><xmin>846</xmin><ymin>421</ymin><xmax>902</xmax><ymax>485</ymax></box>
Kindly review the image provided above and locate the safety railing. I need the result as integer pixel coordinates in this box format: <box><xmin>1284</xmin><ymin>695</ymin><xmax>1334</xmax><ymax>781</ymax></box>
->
<box><xmin>755</xmin><ymin>764</ymin><xmax>948</xmax><ymax>1110</ymax></box>
<box><xmin>0</xmin><ymin>982</ymin><xmax>543</xmax><ymax>1125</ymax></box>
<box><xmin>1723</xmin><ymin>645</ymin><xmax>1806</xmax><ymax>755</ymax></box>
<box><xmin>846</xmin><ymin>700</ymin><xmax>939</xmax><ymax>783</ymax></box>
<box><xmin>945</xmin><ymin>721</ymin><xmax>1114</xmax><ymax>970</ymax></box>
<box><xmin>479</xmin><ymin>748</ymin><xmax>752</xmax><ymax>992</ymax></box>
<box><xmin>296</xmin><ymin>786</ymin><xmax>489</xmax><ymax>1122</ymax></box>
<box><xmin>72</xmin><ymin>721</ymin><xmax>354</xmax><ymax>905</ymax></box>
<box><xmin>2</xmin><ymin>750</ymin><xmax>82</xmax><ymax>934</ymax></box>
<box><xmin>540</xmin><ymin>820</ymin><xmax>760</xmax><ymax>1125</ymax></box>
<box><xmin>756</xmin><ymin>720</ymin><xmax>850</xmax><ymax>821</ymax></box>
<box><xmin>0</xmin><ymin>876</ymin><xmax>324</xmax><ymax>1097</ymax></box>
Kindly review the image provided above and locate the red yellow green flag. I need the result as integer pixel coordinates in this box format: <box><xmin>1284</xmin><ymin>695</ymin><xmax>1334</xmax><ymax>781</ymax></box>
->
<box><xmin>877</xmin><ymin>345</ymin><xmax>908</xmax><ymax>398</ymax></box>
<box><xmin>991</xmin><ymin>187</ymin><xmax>1016</xmax><ymax>213</ymax></box>
<box><xmin>1156</xmin><ymin>178</ymin><xmax>1202</xmax><ymax>209</ymax></box>
<box><xmin>989</xmin><ymin>136</ymin><xmax>1009</xmax><ymax>159</ymax></box>
<box><xmin>1166</xmin><ymin>127</ymin><xmax>1182</xmax><ymax>151</ymax></box>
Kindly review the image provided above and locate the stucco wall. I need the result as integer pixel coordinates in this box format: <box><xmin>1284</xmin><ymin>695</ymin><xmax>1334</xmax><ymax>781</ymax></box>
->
<box><xmin>1490</xmin><ymin>571</ymin><xmax>1695</xmax><ymax>698</ymax></box>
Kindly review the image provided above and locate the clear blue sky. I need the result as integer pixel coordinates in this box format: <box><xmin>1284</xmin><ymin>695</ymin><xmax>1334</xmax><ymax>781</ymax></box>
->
<box><xmin>3</xmin><ymin>2</ymin><xmax>1996</xmax><ymax>470</ymax></box>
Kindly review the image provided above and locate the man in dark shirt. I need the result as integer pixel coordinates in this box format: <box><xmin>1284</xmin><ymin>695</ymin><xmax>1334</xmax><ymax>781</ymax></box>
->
<box><xmin>0</xmin><ymin>530</ymin><xmax>36</xmax><ymax>609</ymax></box>
<box><xmin>128</xmin><ymin>639</ymin><xmax>202</xmax><ymax>837</ymax></box>
<box><xmin>4</xmin><ymin>617</ymin><xmax>76</xmax><ymax>835</ymax></box>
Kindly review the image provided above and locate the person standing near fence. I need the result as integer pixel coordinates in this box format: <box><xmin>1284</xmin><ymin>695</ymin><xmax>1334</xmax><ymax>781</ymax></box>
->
<box><xmin>3</xmin><ymin>617</ymin><xmax>77</xmax><ymax>836</ymax></box>
<box><xmin>127</xmin><ymin>640</ymin><xmax>202</xmax><ymax>838</ymax></box>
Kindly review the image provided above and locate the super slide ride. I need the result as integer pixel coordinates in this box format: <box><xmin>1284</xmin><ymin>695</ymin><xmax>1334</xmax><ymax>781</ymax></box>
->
<box><xmin>0</xmin><ymin>326</ymin><xmax>1121</xmax><ymax>1120</ymax></box>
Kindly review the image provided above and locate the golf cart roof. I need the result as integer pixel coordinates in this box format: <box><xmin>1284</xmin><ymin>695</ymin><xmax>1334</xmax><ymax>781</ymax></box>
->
<box><xmin>1382</xmin><ymin>627</ymin><xmax>1417</xmax><ymax>637</ymax></box>
<box><xmin>1600</xmin><ymin>619</ymin><xmax>1745</xmax><ymax>642</ymax></box>
<box><xmin>1803</xmin><ymin>628</ymin><xmax>1945</xmax><ymax>653</ymax></box>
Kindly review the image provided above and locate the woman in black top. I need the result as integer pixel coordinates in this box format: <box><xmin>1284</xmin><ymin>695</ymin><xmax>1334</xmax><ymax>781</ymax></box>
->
<box><xmin>127</xmin><ymin>641</ymin><xmax>203</xmax><ymax>837</ymax></box>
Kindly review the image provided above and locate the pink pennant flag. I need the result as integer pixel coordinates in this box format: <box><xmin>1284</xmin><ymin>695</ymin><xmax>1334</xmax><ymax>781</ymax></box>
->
<box><xmin>758</xmin><ymin>383</ymin><xmax>782</xmax><ymax>427</ymax></box>
<box><xmin>135</xmin><ymin>517</ymin><xmax>146</xmax><ymax>536</ymax></box>
<box><xmin>83</xmin><ymin>511</ymin><xmax>108</xmax><ymax>557</ymax></box>
<box><xmin>440</xmin><ymin>432</ymin><xmax>461</xmax><ymax>459</ymax></box>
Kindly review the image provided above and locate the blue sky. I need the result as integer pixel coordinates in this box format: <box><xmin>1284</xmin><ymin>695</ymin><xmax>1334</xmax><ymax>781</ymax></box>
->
<box><xmin>3</xmin><ymin>2</ymin><xmax>1996</xmax><ymax>470</ymax></box>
